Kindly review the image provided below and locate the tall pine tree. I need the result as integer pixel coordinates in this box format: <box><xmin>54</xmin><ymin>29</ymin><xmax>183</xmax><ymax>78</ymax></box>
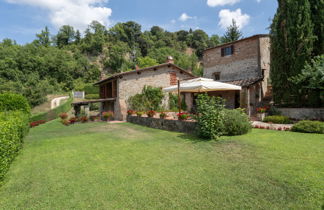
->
<box><xmin>270</xmin><ymin>0</ymin><xmax>314</xmax><ymax>106</ymax></box>
<box><xmin>221</xmin><ymin>19</ymin><xmax>243</xmax><ymax>43</ymax></box>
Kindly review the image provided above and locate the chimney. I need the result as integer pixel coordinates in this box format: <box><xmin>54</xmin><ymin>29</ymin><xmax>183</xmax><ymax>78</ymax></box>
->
<box><xmin>166</xmin><ymin>56</ymin><xmax>174</xmax><ymax>64</ymax></box>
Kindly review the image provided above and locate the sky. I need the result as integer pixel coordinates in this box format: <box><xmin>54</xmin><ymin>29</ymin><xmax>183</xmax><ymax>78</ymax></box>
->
<box><xmin>0</xmin><ymin>0</ymin><xmax>278</xmax><ymax>44</ymax></box>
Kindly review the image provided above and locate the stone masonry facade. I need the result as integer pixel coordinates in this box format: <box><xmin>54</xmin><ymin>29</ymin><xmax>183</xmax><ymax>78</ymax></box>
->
<box><xmin>203</xmin><ymin>34</ymin><xmax>271</xmax><ymax>115</ymax></box>
<box><xmin>98</xmin><ymin>64</ymin><xmax>193</xmax><ymax>121</ymax></box>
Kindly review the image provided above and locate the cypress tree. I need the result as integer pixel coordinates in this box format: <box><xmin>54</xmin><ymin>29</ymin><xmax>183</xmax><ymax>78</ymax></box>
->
<box><xmin>270</xmin><ymin>0</ymin><xmax>314</xmax><ymax>106</ymax></box>
<box><xmin>309</xmin><ymin>0</ymin><xmax>324</xmax><ymax>55</ymax></box>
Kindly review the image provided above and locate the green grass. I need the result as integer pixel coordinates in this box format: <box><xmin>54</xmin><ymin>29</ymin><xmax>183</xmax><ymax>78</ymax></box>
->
<box><xmin>0</xmin><ymin>121</ymin><xmax>323</xmax><ymax>209</ymax></box>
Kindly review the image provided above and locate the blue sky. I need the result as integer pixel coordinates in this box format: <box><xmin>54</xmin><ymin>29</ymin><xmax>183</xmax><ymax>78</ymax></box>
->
<box><xmin>0</xmin><ymin>0</ymin><xmax>277</xmax><ymax>44</ymax></box>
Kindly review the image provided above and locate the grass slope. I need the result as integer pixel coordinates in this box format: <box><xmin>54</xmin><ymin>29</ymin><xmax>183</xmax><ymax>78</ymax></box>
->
<box><xmin>0</xmin><ymin>121</ymin><xmax>323</xmax><ymax>209</ymax></box>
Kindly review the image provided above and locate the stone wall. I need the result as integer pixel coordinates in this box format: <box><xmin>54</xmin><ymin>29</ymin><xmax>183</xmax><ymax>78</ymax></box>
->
<box><xmin>127</xmin><ymin>116</ymin><xmax>198</xmax><ymax>134</ymax></box>
<box><xmin>115</xmin><ymin>67</ymin><xmax>193</xmax><ymax>120</ymax></box>
<box><xmin>278</xmin><ymin>108</ymin><xmax>324</xmax><ymax>121</ymax></box>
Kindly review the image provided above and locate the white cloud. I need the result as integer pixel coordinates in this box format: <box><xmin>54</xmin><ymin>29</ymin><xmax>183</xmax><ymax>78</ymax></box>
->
<box><xmin>5</xmin><ymin>0</ymin><xmax>112</xmax><ymax>31</ymax></box>
<box><xmin>207</xmin><ymin>0</ymin><xmax>240</xmax><ymax>7</ymax></box>
<box><xmin>218</xmin><ymin>9</ymin><xmax>250</xmax><ymax>29</ymax></box>
<box><xmin>179</xmin><ymin>13</ymin><xmax>195</xmax><ymax>22</ymax></box>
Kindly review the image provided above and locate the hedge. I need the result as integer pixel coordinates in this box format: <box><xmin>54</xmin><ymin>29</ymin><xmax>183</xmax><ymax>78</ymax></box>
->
<box><xmin>30</xmin><ymin>97</ymin><xmax>73</xmax><ymax>122</ymax></box>
<box><xmin>0</xmin><ymin>111</ymin><xmax>29</xmax><ymax>183</ymax></box>
<box><xmin>291</xmin><ymin>120</ymin><xmax>324</xmax><ymax>134</ymax></box>
<box><xmin>0</xmin><ymin>93</ymin><xmax>31</xmax><ymax>114</ymax></box>
<box><xmin>85</xmin><ymin>94</ymin><xmax>100</xmax><ymax>100</ymax></box>
<box><xmin>263</xmin><ymin>115</ymin><xmax>292</xmax><ymax>124</ymax></box>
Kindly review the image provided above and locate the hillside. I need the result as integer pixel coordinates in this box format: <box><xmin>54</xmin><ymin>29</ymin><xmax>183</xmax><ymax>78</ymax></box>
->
<box><xmin>0</xmin><ymin>21</ymin><xmax>225</xmax><ymax>107</ymax></box>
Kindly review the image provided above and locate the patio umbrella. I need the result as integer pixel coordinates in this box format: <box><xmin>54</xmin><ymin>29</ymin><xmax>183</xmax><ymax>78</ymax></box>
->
<box><xmin>163</xmin><ymin>77</ymin><xmax>242</xmax><ymax>93</ymax></box>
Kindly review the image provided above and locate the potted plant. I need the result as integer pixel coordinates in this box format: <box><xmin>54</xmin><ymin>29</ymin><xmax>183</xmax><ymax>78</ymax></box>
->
<box><xmin>102</xmin><ymin>111</ymin><xmax>114</xmax><ymax>121</ymax></box>
<box><xmin>177</xmin><ymin>112</ymin><xmax>190</xmax><ymax>121</ymax></box>
<box><xmin>90</xmin><ymin>116</ymin><xmax>98</xmax><ymax>122</ymax></box>
<box><xmin>69</xmin><ymin>117</ymin><xmax>77</xmax><ymax>124</ymax></box>
<box><xmin>127</xmin><ymin>110</ymin><xmax>135</xmax><ymax>116</ymax></box>
<box><xmin>160</xmin><ymin>112</ymin><xmax>167</xmax><ymax>119</ymax></box>
<box><xmin>59</xmin><ymin>112</ymin><xmax>68</xmax><ymax>120</ymax></box>
<box><xmin>136</xmin><ymin>111</ymin><xmax>144</xmax><ymax>117</ymax></box>
<box><xmin>256</xmin><ymin>107</ymin><xmax>267</xmax><ymax>121</ymax></box>
<box><xmin>80</xmin><ymin>116</ymin><xmax>88</xmax><ymax>123</ymax></box>
<box><xmin>146</xmin><ymin>110</ymin><xmax>156</xmax><ymax>118</ymax></box>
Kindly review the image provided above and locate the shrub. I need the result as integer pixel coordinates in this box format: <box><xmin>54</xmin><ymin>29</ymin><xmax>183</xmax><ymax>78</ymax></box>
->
<box><xmin>128</xmin><ymin>86</ymin><xmax>164</xmax><ymax>111</ymax></box>
<box><xmin>0</xmin><ymin>93</ymin><xmax>30</xmax><ymax>114</ymax></box>
<box><xmin>291</xmin><ymin>120</ymin><xmax>324</xmax><ymax>134</ymax></box>
<box><xmin>196</xmin><ymin>94</ymin><xmax>225</xmax><ymax>140</ymax></box>
<box><xmin>61</xmin><ymin>119</ymin><xmax>70</xmax><ymax>126</ymax></box>
<box><xmin>59</xmin><ymin>112</ymin><xmax>68</xmax><ymax>120</ymax></box>
<box><xmin>147</xmin><ymin>110</ymin><xmax>156</xmax><ymax>118</ymax></box>
<box><xmin>263</xmin><ymin>115</ymin><xmax>292</xmax><ymax>124</ymax></box>
<box><xmin>84</xmin><ymin>84</ymin><xmax>99</xmax><ymax>95</ymax></box>
<box><xmin>85</xmin><ymin>94</ymin><xmax>100</xmax><ymax>100</ymax></box>
<box><xmin>169</xmin><ymin>93</ymin><xmax>187</xmax><ymax>111</ymax></box>
<box><xmin>136</xmin><ymin>111</ymin><xmax>144</xmax><ymax>117</ymax></box>
<box><xmin>0</xmin><ymin>111</ymin><xmax>29</xmax><ymax>182</ymax></box>
<box><xmin>177</xmin><ymin>112</ymin><xmax>190</xmax><ymax>120</ymax></box>
<box><xmin>268</xmin><ymin>106</ymin><xmax>282</xmax><ymax>116</ymax></box>
<box><xmin>160</xmin><ymin>112</ymin><xmax>167</xmax><ymax>119</ymax></box>
<box><xmin>102</xmin><ymin>111</ymin><xmax>113</xmax><ymax>121</ymax></box>
<box><xmin>256</xmin><ymin>106</ymin><xmax>268</xmax><ymax>113</ymax></box>
<box><xmin>223</xmin><ymin>109</ymin><xmax>252</xmax><ymax>136</ymax></box>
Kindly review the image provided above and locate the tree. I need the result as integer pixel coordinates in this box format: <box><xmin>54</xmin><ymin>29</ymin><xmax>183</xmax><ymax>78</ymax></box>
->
<box><xmin>137</xmin><ymin>57</ymin><xmax>158</xmax><ymax>68</ymax></box>
<box><xmin>290</xmin><ymin>55</ymin><xmax>324</xmax><ymax>107</ymax></box>
<box><xmin>270</xmin><ymin>0</ymin><xmax>315</xmax><ymax>106</ymax></box>
<box><xmin>221</xmin><ymin>19</ymin><xmax>242</xmax><ymax>43</ymax></box>
<box><xmin>55</xmin><ymin>25</ymin><xmax>75</xmax><ymax>48</ymax></box>
<box><xmin>35</xmin><ymin>26</ymin><xmax>51</xmax><ymax>47</ymax></box>
<box><xmin>208</xmin><ymin>35</ymin><xmax>221</xmax><ymax>48</ymax></box>
<box><xmin>309</xmin><ymin>0</ymin><xmax>324</xmax><ymax>55</ymax></box>
<box><xmin>75</xmin><ymin>30</ymin><xmax>81</xmax><ymax>44</ymax></box>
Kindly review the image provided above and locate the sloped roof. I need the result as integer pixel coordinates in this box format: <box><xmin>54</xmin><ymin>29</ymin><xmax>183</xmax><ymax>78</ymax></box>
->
<box><xmin>224</xmin><ymin>77</ymin><xmax>263</xmax><ymax>87</ymax></box>
<box><xmin>94</xmin><ymin>63</ymin><xmax>195</xmax><ymax>85</ymax></box>
<box><xmin>204</xmin><ymin>34</ymin><xmax>269</xmax><ymax>52</ymax></box>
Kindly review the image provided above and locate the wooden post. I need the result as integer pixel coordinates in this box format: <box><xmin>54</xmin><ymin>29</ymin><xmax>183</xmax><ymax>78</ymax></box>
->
<box><xmin>178</xmin><ymin>80</ymin><xmax>181</xmax><ymax>114</ymax></box>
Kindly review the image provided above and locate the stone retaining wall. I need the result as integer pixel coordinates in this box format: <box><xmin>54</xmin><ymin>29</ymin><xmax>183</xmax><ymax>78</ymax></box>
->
<box><xmin>278</xmin><ymin>108</ymin><xmax>324</xmax><ymax>121</ymax></box>
<box><xmin>127</xmin><ymin>116</ymin><xmax>198</xmax><ymax>134</ymax></box>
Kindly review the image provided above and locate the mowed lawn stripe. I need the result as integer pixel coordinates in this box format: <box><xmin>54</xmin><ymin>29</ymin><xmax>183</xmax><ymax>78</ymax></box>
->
<box><xmin>0</xmin><ymin>121</ymin><xmax>323</xmax><ymax>209</ymax></box>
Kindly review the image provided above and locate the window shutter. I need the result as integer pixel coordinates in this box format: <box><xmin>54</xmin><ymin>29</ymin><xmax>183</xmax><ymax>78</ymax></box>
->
<box><xmin>221</xmin><ymin>48</ymin><xmax>224</xmax><ymax>57</ymax></box>
<box><xmin>231</xmin><ymin>45</ymin><xmax>234</xmax><ymax>55</ymax></box>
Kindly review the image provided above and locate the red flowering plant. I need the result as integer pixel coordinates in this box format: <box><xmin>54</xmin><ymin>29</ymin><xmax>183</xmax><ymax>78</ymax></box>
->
<box><xmin>90</xmin><ymin>116</ymin><xmax>98</xmax><ymax>121</ymax></box>
<box><xmin>177</xmin><ymin>112</ymin><xmax>190</xmax><ymax>121</ymax></box>
<box><xmin>102</xmin><ymin>111</ymin><xmax>113</xmax><ymax>121</ymax></box>
<box><xmin>69</xmin><ymin>117</ymin><xmax>77</xmax><ymax>124</ymax></box>
<box><xmin>80</xmin><ymin>116</ymin><xmax>88</xmax><ymax>123</ymax></box>
<box><xmin>256</xmin><ymin>106</ymin><xmax>268</xmax><ymax>113</ymax></box>
<box><xmin>146</xmin><ymin>110</ymin><xmax>156</xmax><ymax>118</ymax></box>
<box><xmin>127</xmin><ymin>110</ymin><xmax>135</xmax><ymax>116</ymax></box>
<box><xmin>30</xmin><ymin>120</ymin><xmax>46</xmax><ymax>128</ymax></box>
<box><xmin>59</xmin><ymin>112</ymin><xmax>68</xmax><ymax>120</ymax></box>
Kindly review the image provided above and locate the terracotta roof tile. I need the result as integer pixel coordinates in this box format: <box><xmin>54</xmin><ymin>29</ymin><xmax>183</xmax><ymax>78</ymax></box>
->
<box><xmin>223</xmin><ymin>77</ymin><xmax>263</xmax><ymax>87</ymax></box>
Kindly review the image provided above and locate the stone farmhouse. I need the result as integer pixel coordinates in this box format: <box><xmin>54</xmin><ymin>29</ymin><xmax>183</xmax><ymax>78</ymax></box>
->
<box><xmin>203</xmin><ymin>34</ymin><xmax>272</xmax><ymax>115</ymax></box>
<box><xmin>94</xmin><ymin>59</ymin><xmax>194</xmax><ymax>120</ymax></box>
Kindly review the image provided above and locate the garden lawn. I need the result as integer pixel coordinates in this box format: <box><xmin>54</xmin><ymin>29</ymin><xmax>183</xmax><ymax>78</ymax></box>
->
<box><xmin>0</xmin><ymin>121</ymin><xmax>323</xmax><ymax>209</ymax></box>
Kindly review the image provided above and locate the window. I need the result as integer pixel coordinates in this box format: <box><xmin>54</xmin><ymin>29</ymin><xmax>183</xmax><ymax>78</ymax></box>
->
<box><xmin>213</xmin><ymin>72</ymin><xmax>221</xmax><ymax>81</ymax></box>
<box><xmin>221</xmin><ymin>45</ymin><xmax>234</xmax><ymax>57</ymax></box>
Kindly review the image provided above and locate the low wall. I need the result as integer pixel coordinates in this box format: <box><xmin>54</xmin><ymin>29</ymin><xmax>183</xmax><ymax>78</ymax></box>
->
<box><xmin>278</xmin><ymin>108</ymin><xmax>324</xmax><ymax>121</ymax></box>
<box><xmin>127</xmin><ymin>116</ymin><xmax>198</xmax><ymax>134</ymax></box>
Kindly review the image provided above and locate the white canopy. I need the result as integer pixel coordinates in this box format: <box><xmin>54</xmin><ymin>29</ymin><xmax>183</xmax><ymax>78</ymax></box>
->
<box><xmin>163</xmin><ymin>77</ymin><xmax>241</xmax><ymax>93</ymax></box>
